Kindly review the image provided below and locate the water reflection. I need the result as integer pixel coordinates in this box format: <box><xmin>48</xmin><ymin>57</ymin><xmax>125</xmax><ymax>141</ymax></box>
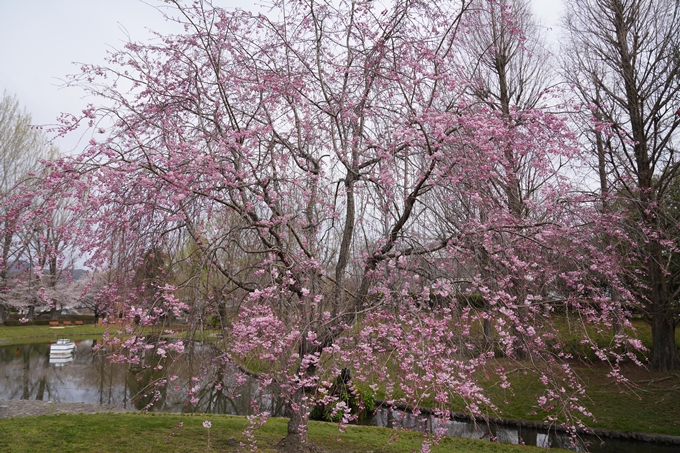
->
<box><xmin>367</xmin><ymin>408</ymin><xmax>679</xmax><ymax>453</ymax></box>
<box><xmin>369</xmin><ymin>408</ymin><xmax>581</xmax><ymax>450</ymax></box>
<box><xmin>0</xmin><ymin>340</ymin><xmax>284</xmax><ymax>416</ymax></box>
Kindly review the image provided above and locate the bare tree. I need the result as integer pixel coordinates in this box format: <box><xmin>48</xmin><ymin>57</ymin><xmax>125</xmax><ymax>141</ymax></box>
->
<box><xmin>442</xmin><ymin>0</ymin><xmax>577</xmax><ymax>353</ymax></box>
<box><xmin>460</xmin><ymin>0</ymin><xmax>552</xmax><ymax>113</ymax></box>
<box><xmin>0</xmin><ymin>92</ymin><xmax>57</xmax><ymax>322</ymax></box>
<box><xmin>563</xmin><ymin>0</ymin><xmax>680</xmax><ymax>370</ymax></box>
<box><xmin>29</xmin><ymin>195</ymin><xmax>81</xmax><ymax>319</ymax></box>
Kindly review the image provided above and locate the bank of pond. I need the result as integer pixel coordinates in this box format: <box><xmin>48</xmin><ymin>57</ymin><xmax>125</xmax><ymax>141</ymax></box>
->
<box><xmin>0</xmin><ymin>339</ymin><xmax>678</xmax><ymax>453</ymax></box>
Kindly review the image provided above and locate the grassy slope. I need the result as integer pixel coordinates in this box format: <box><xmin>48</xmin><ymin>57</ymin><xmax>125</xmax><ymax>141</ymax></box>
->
<box><xmin>363</xmin><ymin>318</ymin><xmax>680</xmax><ymax>436</ymax></box>
<box><xmin>0</xmin><ymin>413</ymin><xmax>559</xmax><ymax>453</ymax></box>
<box><xmin>479</xmin><ymin>319</ymin><xmax>680</xmax><ymax>435</ymax></box>
<box><xmin>481</xmin><ymin>362</ymin><xmax>680</xmax><ymax>435</ymax></box>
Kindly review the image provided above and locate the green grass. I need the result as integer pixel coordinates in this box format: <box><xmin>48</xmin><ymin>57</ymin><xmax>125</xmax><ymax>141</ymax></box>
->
<box><xmin>476</xmin><ymin>317</ymin><xmax>680</xmax><ymax>436</ymax></box>
<box><xmin>0</xmin><ymin>323</ymin><xmax>196</xmax><ymax>346</ymax></box>
<box><xmin>0</xmin><ymin>413</ymin><xmax>562</xmax><ymax>453</ymax></box>
<box><xmin>481</xmin><ymin>362</ymin><xmax>680</xmax><ymax>436</ymax></box>
<box><xmin>548</xmin><ymin>317</ymin><xmax>680</xmax><ymax>361</ymax></box>
<box><xmin>354</xmin><ymin>359</ymin><xmax>680</xmax><ymax>437</ymax></box>
<box><xmin>0</xmin><ymin>324</ymin><xmax>109</xmax><ymax>345</ymax></box>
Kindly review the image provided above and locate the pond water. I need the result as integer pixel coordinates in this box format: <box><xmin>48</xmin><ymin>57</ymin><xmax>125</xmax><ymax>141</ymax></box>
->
<box><xmin>0</xmin><ymin>339</ymin><xmax>285</xmax><ymax>416</ymax></box>
<box><xmin>365</xmin><ymin>409</ymin><xmax>678</xmax><ymax>453</ymax></box>
<box><xmin>0</xmin><ymin>340</ymin><xmax>676</xmax><ymax>453</ymax></box>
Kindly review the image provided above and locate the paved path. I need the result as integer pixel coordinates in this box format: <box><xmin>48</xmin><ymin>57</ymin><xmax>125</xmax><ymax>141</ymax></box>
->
<box><xmin>0</xmin><ymin>399</ymin><xmax>136</xmax><ymax>419</ymax></box>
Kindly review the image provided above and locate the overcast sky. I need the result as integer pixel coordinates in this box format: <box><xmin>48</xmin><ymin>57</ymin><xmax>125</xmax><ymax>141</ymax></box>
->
<box><xmin>0</xmin><ymin>0</ymin><xmax>564</xmax><ymax>155</ymax></box>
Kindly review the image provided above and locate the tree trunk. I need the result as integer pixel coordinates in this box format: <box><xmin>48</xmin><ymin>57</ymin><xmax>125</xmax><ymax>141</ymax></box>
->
<box><xmin>611</xmin><ymin>285</ymin><xmax>624</xmax><ymax>337</ymax></box>
<box><xmin>282</xmin><ymin>386</ymin><xmax>310</xmax><ymax>449</ymax></box>
<box><xmin>651</xmin><ymin>309</ymin><xmax>679</xmax><ymax>371</ymax></box>
<box><xmin>648</xmin><ymin>241</ymin><xmax>680</xmax><ymax>371</ymax></box>
<box><xmin>280</xmin><ymin>341</ymin><xmax>318</xmax><ymax>452</ymax></box>
<box><xmin>483</xmin><ymin>318</ymin><xmax>492</xmax><ymax>345</ymax></box>
<box><xmin>217</xmin><ymin>303</ymin><xmax>227</xmax><ymax>333</ymax></box>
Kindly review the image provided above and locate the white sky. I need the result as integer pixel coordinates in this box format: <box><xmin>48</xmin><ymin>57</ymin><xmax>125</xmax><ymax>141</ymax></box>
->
<box><xmin>0</xmin><ymin>0</ymin><xmax>563</xmax><ymax>155</ymax></box>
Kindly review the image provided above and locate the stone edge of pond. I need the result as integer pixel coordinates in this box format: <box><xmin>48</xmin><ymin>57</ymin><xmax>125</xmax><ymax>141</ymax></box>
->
<box><xmin>374</xmin><ymin>400</ymin><xmax>680</xmax><ymax>445</ymax></box>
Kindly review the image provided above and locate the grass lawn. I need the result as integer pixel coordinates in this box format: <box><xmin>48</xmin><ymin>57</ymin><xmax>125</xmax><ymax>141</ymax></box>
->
<box><xmin>482</xmin><ymin>361</ymin><xmax>680</xmax><ymax>436</ymax></box>
<box><xmin>0</xmin><ymin>412</ymin><xmax>562</xmax><ymax>453</ymax></box>
<box><xmin>0</xmin><ymin>324</ymin><xmax>197</xmax><ymax>346</ymax></box>
<box><xmin>473</xmin><ymin>318</ymin><xmax>680</xmax><ymax>436</ymax></box>
<box><xmin>0</xmin><ymin>324</ymin><xmax>109</xmax><ymax>345</ymax></box>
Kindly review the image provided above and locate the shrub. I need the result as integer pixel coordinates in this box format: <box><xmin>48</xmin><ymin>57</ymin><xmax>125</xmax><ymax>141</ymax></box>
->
<box><xmin>208</xmin><ymin>315</ymin><xmax>221</xmax><ymax>329</ymax></box>
<box><xmin>455</xmin><ymin>293</ymin><xmax>486</xmax><ymax>309</ymax></box>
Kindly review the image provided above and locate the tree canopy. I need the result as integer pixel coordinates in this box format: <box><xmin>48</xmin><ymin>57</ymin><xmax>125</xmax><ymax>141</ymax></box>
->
<box><xmin>8</xmin><ymin>0</ymin><xmax>673</xmax><ymax>450</ymax></box>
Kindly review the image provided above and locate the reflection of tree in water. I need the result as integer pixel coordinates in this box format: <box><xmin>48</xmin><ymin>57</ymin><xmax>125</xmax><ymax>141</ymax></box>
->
<box><xmin>23</xmin><ymin>344</ymin><xmax>50</xmax><ymax>400</ymax></box>
<box><xmin>90</xmin><ymin>340</ymin><xmax>130</xmax><ymax>408</ymax></box>
<box><xmin>0</xmin><ymin>344</ymin><xmax>53</xmax><ymax>401</ymax></box>
<box><xmin>121</xmin><ymin>341</ymin><xmax>286</xmax><ymax>416</ymax></box>
<box><xmin>186</xmin><ymin>343</ymin><xmax>286</xmax><ymax>417</ymax></box>
<box><xmin>0</xmin><ymin>341</ymin><xmax>286</xmax><ymax>416</ymax></box>
<box><xmin>34</xmin><ymin>357</ymin><xmax>50</xmax><ymax>401</ymax></box>
<box><xmin>127</xmin><ymin>352</ymin><xmax>168</xmax><ymax>411</ymax></box>
<box><xmin>0</xmin><ymin>340</ymin><xmax>132</xmax><ymax>407</ymax></box>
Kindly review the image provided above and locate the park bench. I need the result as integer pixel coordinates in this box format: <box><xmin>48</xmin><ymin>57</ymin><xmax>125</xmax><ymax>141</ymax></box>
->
<box><xmin>75</xmin><ymin>321</ymin><xmax>83</xmax><ymax>325</ymax></box>
<box><xmin>49</xmin><ymin>321</ymin><xmax>59</xmax><ymax>326</ymax></box>
<box><xmin>62</xmin><ymin>321</ymin><xmax>72</xmax><ymax>326</ymax></box>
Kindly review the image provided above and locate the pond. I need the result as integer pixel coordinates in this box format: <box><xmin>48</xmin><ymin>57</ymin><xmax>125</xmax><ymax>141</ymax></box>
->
<box><xmin>0</xmin><ymin>340</ymin><xmax>676</xmax><ymax>453</ymax></box>
<box><xmin>0</xmin><ymin>339</ymin><xmax>285</xmax><ymax>416</ymax></box>
<box><xmin>365</xmin><ymin>408</ymin><xmax>678</xmax><ymax>453</ymax></box>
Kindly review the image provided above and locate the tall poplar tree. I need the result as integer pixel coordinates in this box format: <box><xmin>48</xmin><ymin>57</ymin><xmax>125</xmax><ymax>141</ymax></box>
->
<box><xmin>563</xmin><ymin>0</ymin><xmax>680</xmax><ymax>371</ymax></box>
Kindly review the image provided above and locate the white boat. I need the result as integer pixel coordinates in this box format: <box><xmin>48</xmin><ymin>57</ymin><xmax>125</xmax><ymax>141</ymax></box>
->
<box><xmin>50</xmin><ymin>339</ymin><xmax>77</xmax><ymax>356</ymax></box>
